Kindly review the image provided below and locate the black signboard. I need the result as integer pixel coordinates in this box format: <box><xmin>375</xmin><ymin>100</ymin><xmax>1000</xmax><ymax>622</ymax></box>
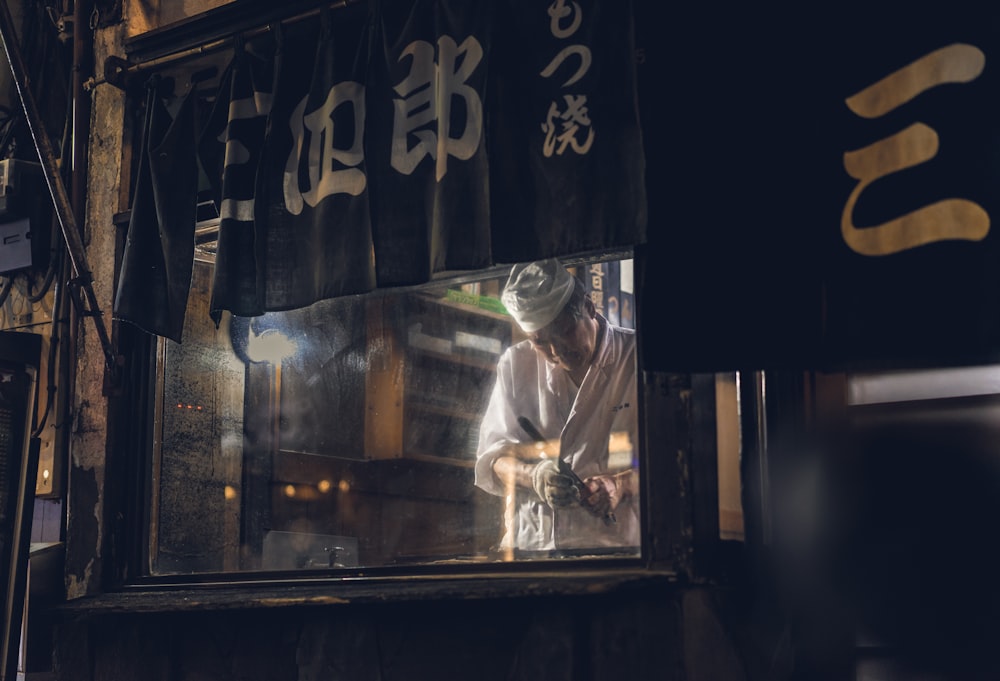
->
<box><xmin>637</xmin><ymin>1</ymin><xmax>1000</xmax><ymax>372</ymax></box>
<box><xmin>0</xmin><ymin>331</ymin><xmax>40</xmax><ymax>681</ymax></box>
<box><xmin>820</xmin><ymin>5</ymin><xmax>1000</xmax><ymax>370</ymax></box>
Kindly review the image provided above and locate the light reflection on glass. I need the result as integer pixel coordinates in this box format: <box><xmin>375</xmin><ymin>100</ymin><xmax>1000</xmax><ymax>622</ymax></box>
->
<box><xmin>247</xmin><ymin>330</ymin><xmax>297</xmax><ymax>364</ymax></box>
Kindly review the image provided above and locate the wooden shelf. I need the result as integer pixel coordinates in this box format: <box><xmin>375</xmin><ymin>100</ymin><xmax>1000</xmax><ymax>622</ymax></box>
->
<box><xmin>366</xmin><ymin>291</ymin><xmax>510</xmax><ymax>464</ymax></box>
<box><xmin>412</xmin><ymin>290</ymin><xmax>511</xmax><ymax>322</ymax></box>
<box><xmin>408</xmin><ymin>346</ymin><xmax>498</xmax><ymax>372</ymax></box>
<box><xmin>405</xmin><ymin>452</ymin><xmax>476</xmax><ymax>469</ymax></box>
<box><xmin>407</xmin><ymin>401</ymin><xmax>479</xmax><ymax>421</ymax></box>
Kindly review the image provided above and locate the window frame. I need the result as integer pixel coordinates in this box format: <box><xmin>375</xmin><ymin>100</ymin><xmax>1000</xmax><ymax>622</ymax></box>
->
<box><xmin>92</xmin><ymin>0</ymin><xmax>742</xmax><ymax>602</ymax></box>
<box><xmin>98</xmin><ymin>246</ymin><xmax>744</xmax><ymax>598</ymax></box>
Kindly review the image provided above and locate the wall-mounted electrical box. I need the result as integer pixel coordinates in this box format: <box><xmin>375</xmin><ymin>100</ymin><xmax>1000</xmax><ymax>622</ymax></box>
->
<box><xmin>0</xmin><ymin>218</ymin><xmax>32</xmax><ymax>274</ymax></box>
<box><xmin>0</xmin><ymin>160</ymin><xmax>50</xmax><ymax>274</ymax></box>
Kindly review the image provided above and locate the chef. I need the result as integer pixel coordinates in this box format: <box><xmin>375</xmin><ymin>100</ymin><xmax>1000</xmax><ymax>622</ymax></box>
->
<box><xmin>475</xmin><ymin>258</ymin><xmax>640</xmax><ymax>552</ymax></box>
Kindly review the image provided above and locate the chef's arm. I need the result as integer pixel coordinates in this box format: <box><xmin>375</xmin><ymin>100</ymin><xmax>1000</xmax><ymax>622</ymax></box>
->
<box><xmin>491</xmin><ymin>453</ymin><xmax>536</xmax><ymax>490</ymax></box>
<box><xmin>613</xmin><ymin>468</ymin><xmax>639</xmax><ymax>499</ymax></box>
<box><xmin>488</xmin><ymin>435</ymin><xmax>560</xmax><ymax>488</ymax></box>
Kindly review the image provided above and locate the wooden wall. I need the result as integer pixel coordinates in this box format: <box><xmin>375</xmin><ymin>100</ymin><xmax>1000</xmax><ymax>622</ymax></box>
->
<box><xmin>50</xmin><ymin>585</ymin><xmax>778</xmax><ymax>681</ymax></box>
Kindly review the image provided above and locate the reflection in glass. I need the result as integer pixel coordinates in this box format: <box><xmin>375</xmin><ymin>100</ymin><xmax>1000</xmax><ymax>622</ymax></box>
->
<box><xmin>151</xmin><ymin>257</ymin><xmax>639</xmax><ymax>574</ymax></box>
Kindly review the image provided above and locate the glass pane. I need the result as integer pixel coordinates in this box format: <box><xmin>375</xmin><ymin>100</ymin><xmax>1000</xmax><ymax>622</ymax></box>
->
<box><xmin>128</xmin><ymin>0</ymin><xmax>234</xmax><ymax>38</ymax></box>
<box><xmin>847</xmin><ymin>364</ymin><xmax>1000</xmax><ymax>405</ymax></box>
<box><xmin>151</xmin><ymin>256</ymin><xmax>641</xmax><ymax>574</ymax></box>
<box><xmin>715</xmin><ymin>372</ymin><xmax>744</xmax><ymax>541</ymax></box>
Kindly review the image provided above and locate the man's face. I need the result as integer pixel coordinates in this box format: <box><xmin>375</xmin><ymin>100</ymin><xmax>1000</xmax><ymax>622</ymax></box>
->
<box><xmin>527</xmin><ymin>300</ymin><xmax>598</xmax><ymax>374</ymax></box>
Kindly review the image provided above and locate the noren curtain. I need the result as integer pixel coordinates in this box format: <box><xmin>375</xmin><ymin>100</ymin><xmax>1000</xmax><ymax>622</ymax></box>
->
<box><xmin>114</xmin><ymin>0</ymin><xmax>646</xmax><ymax>340</ymax></box>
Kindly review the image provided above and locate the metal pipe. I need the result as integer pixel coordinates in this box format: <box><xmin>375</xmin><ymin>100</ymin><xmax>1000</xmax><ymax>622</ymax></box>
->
<box><xmin>84</xmin><ymin>0</ymin><xmax>359</xmax><ymax>91</ymax></box>
<box><xmin>0</xmin><ymin>0</ymin><xmax>117</xmax><ymax>377</ymax></box>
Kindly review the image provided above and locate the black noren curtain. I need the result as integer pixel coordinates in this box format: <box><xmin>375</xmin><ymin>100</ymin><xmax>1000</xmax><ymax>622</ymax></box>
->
<box><xmin>488</xmin><ymin>0</ymin><xmax>646</xmax><ymax>262</ymax></box>
<box><xmin>254</xmin><ymin>5</ymin><xmax>377</xmax><ymax>311</ymax></box>
<box><xmin>119</xmin><ymin>0</ymin><xmax>647</xmax><ymax>337</ymax></box>
<box><xmin>366</xmin><ymin>0</ymin><xmax>494</xmax><ymax>286</ymax></box>
<box><xmin>198</xmin><ymin>34</ymin><xmax>274</xmax><ymax>322</ymax></box>
<box><xmin>114</xmin><ymin>79</ymin><xmax>198</xmax><ymax>342</ymax></box>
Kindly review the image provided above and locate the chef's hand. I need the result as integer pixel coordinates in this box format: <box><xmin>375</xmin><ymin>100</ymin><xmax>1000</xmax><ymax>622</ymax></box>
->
<box><xmin>531</xmin><ymin>458</ymin><xmax>581</xmax><ymax>508</ymax></box>
<box><xmin>581</xmin><ymin>470</ymin><xmax>634</xmax><ymax>518</ymax></box>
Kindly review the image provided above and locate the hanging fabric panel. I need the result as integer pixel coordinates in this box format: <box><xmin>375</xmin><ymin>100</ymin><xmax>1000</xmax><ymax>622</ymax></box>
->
<box><xmin>488</xmin><ymin>0</ymin><xmax>646</xmax><ymax>262</ymax></box>
<box><xmin>254</xmin><ymin>5</ymin><xmax>377</xmax><ymax>311</ymax></box>
<box><xmin>366</xmin><ymin>0</ymin><xmax>493</xmax><ymax>287</ymax></box>
<box><xmin>118</xmin><ymin>2</ymin><xmax>654</xmax><ymax>337</ymax></box>
<box><xmin>198</xmin><ymin>37</ymin><xmax>274</xmax><ymax>321</ymax></box>
<box><xmin>114</xmin><ymin>81</ymin><xmax>198</xmax><ymax>343</ymax></box>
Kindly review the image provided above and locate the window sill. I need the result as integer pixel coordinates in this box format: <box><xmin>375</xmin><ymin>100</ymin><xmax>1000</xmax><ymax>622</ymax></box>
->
<box><xmin>58</xmin><ymin>567</ymin><xmax>678</xmax><ymax>615</ymax></box>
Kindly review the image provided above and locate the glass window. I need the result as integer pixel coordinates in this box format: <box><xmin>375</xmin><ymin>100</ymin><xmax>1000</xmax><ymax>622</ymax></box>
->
<box><xmin>149</xmin><ymin>251</ymin><xmax>641</xmax><ymax>575</ymax></box>
<box><xmin>715</xmin><ymin>372</ymin><xmax>744</xmax><ymax>541</ymax></box>
<box><xmin>127</xmin><ymin>0</ymin><xmax>235</xmax><ymax>38</ymax></box>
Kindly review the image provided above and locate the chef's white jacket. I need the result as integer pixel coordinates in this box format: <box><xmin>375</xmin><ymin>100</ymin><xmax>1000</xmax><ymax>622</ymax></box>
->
<box><xmin>475</xmin><ymin>317</ymin><xmax>640</xmax><ymax>551</ymax></box>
